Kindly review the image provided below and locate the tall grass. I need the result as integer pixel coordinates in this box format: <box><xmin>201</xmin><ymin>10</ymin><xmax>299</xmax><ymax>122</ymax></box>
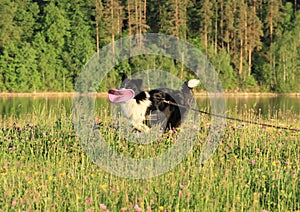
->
<box><xmin>0</xmin><ymin>105</ymin><xmax>299</xmax><ymax>211</ymax></box>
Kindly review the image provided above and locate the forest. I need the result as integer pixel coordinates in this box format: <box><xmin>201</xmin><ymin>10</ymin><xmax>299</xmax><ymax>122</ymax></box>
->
<box><xmin>0</xmin><ymin>0</ymin><xmax>299</xmax><ymax>93</ymax></box>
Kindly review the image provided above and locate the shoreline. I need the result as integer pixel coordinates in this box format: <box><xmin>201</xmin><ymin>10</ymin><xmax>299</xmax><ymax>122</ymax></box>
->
<box><xmin>0</xmin><ymin>92</ymin><xmax>299</xmax><ymax>97</ymax></box>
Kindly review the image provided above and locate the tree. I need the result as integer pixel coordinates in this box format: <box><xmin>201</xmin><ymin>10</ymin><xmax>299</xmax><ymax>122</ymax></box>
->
<box><xmin>102</xmin><ymin>0</ymin><xmax>124</xmax><ymax>54</ymax></box>
<box><xmin>160</xmin><ymin>0</ymin><xmax>191</xmax><ymax>39</ymax></box>
<box><xmin>263</xmin><ymin>0</ymin><xmax>283</xmax><ymax>44</ymax></box>
<box><xmin>35</xmin><ymin>1</ymin><xmax>70</xmax><ymax>91</ymax></box>
<box><xmin>198</xmin><ymin>0</ymin><xmax>213</xmax><ymax>54</ymax></box>
<box><xmin>245</xmin><ymin>6</ymin><xmax>263</xmax><ymax>76</ymax></box>
<box><xmin>127</xmin><ymin>0</ymin><xmax>148</xmax><ymax>49</ymax></box>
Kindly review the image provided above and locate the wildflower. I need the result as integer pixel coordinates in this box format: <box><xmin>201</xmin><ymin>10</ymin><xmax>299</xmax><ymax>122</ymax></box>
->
<box><xmin>100</xmin><ymin>184</ymin><xmax>108</xmax><ymax>190</ymax></box>
<box><xmin>2</xmin><ymin>166</ymin><xmax>8</xmax><ymax>171</ymax></box>
<box><xmin>87</xmin><ymin>208</ymin><xmax>93</xmax><ymax>212</ymax></box>
<box><xmin>251</xmin><ymin>160</ymin><xmax>256</xmax><ymax>165</ymax></box>
<box><xmin>134</xmin><ymin>205</ymin><xmax>142</xmax><ymax>212</ymax></box>
<box><xmin>179</xmin><ymin>184</ymin><xmax>184</xmax><ymax>189</ymax></box>
<box><xmin>146</xmin><ymin>206</ymin><xmax>151</xmax><ymax>212</ymax></box>
<box><xmin>138</xmin><ymin>197</ymin><xmax>143</xmax><ymax>202</ymax></box>
<box><xmin>9</xmin><ymin>146</ymin><xmax>16</xmax><ymax>151</ymax></box>
<box><xmin>143</xmin><ymin>190</ymin><xmax>147</xmax><ymax>194</ymax></box>
<box><xmin>86</xmin><ymin>197</ymin><xmax>92</xmax><ymax>204</ymax></box>
<box><xmin>121</xmin><ymin>208</ymin><xmax>127</xmax><ymax>212</ymax></box>
<box><xmin>20</xmin><ymin>199</ymin><xmax>25</xmax><ymax>205</ymax></box>
<box><xmin>178</xmin><ymin>190</ymin><xmax>183</xmax><ymax>197</ymax></box>
<box><xmin>12</xmin><ymin>200</ymin><xmax>17</xmax><ymax>206</ymax></box>
<box><xmin>158</xmin><ymin>206</ymin><xmax>164</xmax><ymax>211</ymax></box>
<box><xmin>284</xmin><ymin>161</ymin><xmax>290</xmax><ymax>165</ymax></box>
<box><xmin>262</xmin><ymin>210</ymin><xmax>268</xmax><ymax>212</ymax></box>
<box><xmin>255</xmin><ymin>148</ymin><xmax>260</xmax><ymax>152</ymax></box>
<box><xmin>100</xmin><ymin>204</ymin><xmax>107</xmax><ymax>210</ymax></box>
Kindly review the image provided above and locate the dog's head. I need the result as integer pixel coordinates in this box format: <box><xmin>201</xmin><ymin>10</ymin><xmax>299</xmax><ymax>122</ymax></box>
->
<box><xmin>108</xmin><ymin>73</ymin><xmax>144</xmax><ymax>103</ymax></box>
<box><xmin>120</xmin><ymin>73</ymin><xmax>143</xmax><ymax>95</ymax></box>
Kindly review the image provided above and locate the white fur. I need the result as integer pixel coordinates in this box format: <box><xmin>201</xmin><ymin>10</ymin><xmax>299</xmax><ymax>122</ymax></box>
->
<box><xmin>120</xmin><ymin>92</ymin><xmax>151</xmax><ymax>132</ymax></box>
<box><xmin>187</xmin><ymin>79</ymin><xmax>200</xmax><ymax>88</ymax></box>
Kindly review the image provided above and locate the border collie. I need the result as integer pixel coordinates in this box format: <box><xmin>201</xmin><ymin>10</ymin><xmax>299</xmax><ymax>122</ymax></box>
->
<box><xmin>108</xmin><ymin>73</ymin><xmax>200</xmax><ymax>132</ymax></box>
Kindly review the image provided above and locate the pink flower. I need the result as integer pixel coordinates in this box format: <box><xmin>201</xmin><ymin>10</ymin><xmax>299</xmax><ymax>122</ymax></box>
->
<box><xmin>179</xmin><ymin>190</ymin><xmax>183</xmax><ymax>197</ymax></box>
<box><xmin>285</xmin><ymin>161</ymin><xmax>290</xmax><ymax>165</ymax></box>
<box><xmin>251</xmin><ymin>160</ymin><xmax>256</xmax><ymax>165</ymax></box>
<box><xmin>146</xmin><ymin>206</ymin><xmax>151</xmax><ymax>211</ymax></box>
<box><xmin>262</xmin><ymin>210</ymin><xmax>268</xmax><ymax>212</ymax></box>
<box><xmin>20</xmin><ymin>199</ymin><xmax>25</xmax><ymax>205</ymax></box>
<box><xmin>121</xmin><ymin>207</ymin><xmax>127</xmax><ymax>212</ymax></box>
<box><xmin>12</xmin><ymin>200</ymin><xmax>17</xmax><ymax>206</ymax></box>
<box><xmin>9</xmin><ymin>146</ymin><xmax>16</xmax><ymax>151</ymax></box>
<box><xmin>100</xmin><ymin>204</ymin><xmax>107</xmax><ymax>210</ymax></box>
<box><xmin>138</xmin><ymin>197</ymin><xmax>143</xmax><ymax>202</ymax></box>
<box><xmin>134</xmin><ymin>205</ymin><xmax>142</xmax><ymax>212</ymax></box>
<box><xmin>255</xmin><ymin>148</ymin><xmax>260</xmax><ymax>152</ymax></box>
<box><xmin>143</xmin><ymin>190</ymin><xmax>148</xmax><ymax>194</ymax></box>
<box><xmin>87</xmin><ymin>208</ymin><xmax>93</xmax><ymax>212</ymax></box>
<box><xmin>86</xmin><ymin>197</ymin><xmax>92</xmax><ymax>204</ymax></box>
<box><xmin>179</xmin><ymin>184</ymin><xmax>184</xmax><ymax>189</ymax></box>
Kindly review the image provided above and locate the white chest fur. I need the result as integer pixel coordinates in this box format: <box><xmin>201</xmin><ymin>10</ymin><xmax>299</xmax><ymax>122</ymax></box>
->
<box><xmin>120</xmin><ymin>96</ymin><xmax>152</xmax><ymax>132</ymax></box>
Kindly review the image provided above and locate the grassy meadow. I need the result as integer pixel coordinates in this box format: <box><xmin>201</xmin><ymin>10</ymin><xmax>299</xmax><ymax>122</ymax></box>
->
<box><xmin>0</xmin><ymin>104</ymin><xmax>299</xmax><ymax>211</ymax></box>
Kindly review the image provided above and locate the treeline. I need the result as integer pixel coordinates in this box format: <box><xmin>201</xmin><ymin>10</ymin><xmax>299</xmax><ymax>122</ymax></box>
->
<box><xmin>0</xmin><ymin>0</ymin><xmax>299</xmax><ymax>92</ymax></box>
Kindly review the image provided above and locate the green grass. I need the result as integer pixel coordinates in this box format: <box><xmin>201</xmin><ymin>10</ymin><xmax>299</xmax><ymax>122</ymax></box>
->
<box><xmin>0</xmin><ymin>106</ymin><xmax>299</xmax><ymax>211</ymax></box>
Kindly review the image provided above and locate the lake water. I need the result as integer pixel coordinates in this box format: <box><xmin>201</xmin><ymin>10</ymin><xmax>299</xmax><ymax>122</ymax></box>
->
<box><xmin>0</xmin><ymin>96</ymin><xmax>299</xmax><ymax>120</ymax></box>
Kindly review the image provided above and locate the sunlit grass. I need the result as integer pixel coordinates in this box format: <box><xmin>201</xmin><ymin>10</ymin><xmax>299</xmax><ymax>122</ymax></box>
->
<box><xmin>0</xmin><ymin>106</ymin><xmax>299</xmax><ymax>211</ymax></box>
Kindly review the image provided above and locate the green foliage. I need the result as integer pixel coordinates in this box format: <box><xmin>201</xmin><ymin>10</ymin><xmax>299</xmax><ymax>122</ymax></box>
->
<box><xmin>0</xmin><ymin>0</ymin><xmax>299</xmax><ymax>92</ymax></box>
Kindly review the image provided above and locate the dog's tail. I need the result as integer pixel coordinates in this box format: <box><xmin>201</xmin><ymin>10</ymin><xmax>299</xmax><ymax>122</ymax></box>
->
<box><xmin>187</xmin><ymin>79</ymin><xmax>200</xmax><ymax>88</ymax></box>
<box><xmin>182</xmin><ymin>79</ymin><xmax>200</xmax><ymax>93</ymax></box>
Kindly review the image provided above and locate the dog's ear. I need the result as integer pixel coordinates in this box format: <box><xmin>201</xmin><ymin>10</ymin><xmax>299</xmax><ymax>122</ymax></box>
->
<box><xmin>120</xmin><ymin>73</ymin><xmax>128</xmax><ymax>81</ymax></box>
<box><xmin>133</xmin><ymin>79</ymin><xmax>143</xmax><ymax>90</ymax></box>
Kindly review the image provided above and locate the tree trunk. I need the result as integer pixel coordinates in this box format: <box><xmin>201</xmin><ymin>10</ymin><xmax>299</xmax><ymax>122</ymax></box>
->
<box><xmin>248</xmin><ymin>48</ymin><xmax>252</xmax><ymax>76</ymax></box>
<box><xmin>95</xmin><ymin>1</ymin><xmax>100</xmax><ymax>53</ymax></box>
<box><xmin>239</xmin><ymin>39</ymin><xmax>243</xmax><ymax>76</ymax></box>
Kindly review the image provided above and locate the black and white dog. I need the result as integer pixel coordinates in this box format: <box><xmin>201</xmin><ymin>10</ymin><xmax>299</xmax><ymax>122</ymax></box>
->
<box><xmin>108</xmin><ymin>73</ymin><xmax>200</xmax><ymax>132</ymax></box>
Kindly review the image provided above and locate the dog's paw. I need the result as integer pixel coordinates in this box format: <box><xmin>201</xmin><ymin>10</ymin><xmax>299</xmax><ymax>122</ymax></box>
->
<box><xmin>134</xmin><ymin>124</ymin><xmax>150</xmax><ymax>133</ymax></box>
<box><xmin>187</xmin><ymin>79</ymin><xmax>200</xmax><ymax>88</ymax></box>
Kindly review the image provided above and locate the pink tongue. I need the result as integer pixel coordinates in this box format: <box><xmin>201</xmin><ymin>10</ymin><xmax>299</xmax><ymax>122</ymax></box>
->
<box><xmin>108</xmin><ymin>89</ymin><xmax>135</xmax><ymax>103</ymax></box>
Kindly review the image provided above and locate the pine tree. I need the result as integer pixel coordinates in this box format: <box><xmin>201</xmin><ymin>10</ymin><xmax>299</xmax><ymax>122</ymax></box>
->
<box><xmin>160</xmin><ymin>0</ymin><xmax>191</xmax><ymax>39</ymax></box>
<box><xmin>103</xmin><ymin>0</ymin><xmax>124</xmax><ymax>54</ymax></box>
<box><xmin>127</xmin><ymin>0</ymin><xmax>148</xmax><ymax>49</ymax></box>
<box><xmin>245</xmin><ymin>6</ymin><xmax>263</xmax><ymax>76</ymax></box>
<box><xmin>198</xmin><ymin>0</ymin><xmax>213</xmax><ymax>54</ymax></box>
